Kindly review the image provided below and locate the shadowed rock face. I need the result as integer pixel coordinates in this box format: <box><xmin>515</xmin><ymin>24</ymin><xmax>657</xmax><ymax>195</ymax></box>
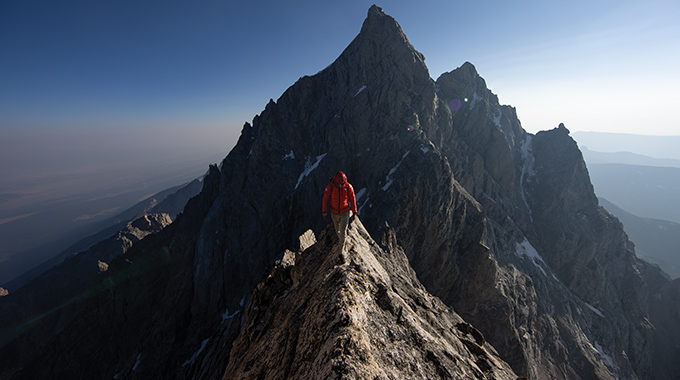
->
<box><xmin>1</xmin><ymin>5</ymin><xmax>678</xmax><ymax>380</ymax></box>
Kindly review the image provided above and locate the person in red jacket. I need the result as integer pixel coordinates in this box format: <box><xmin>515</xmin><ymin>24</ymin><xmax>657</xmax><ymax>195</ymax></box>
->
<box><xmin>322</xmin><ymin>171</ymin><xmax>357</xmax><ymax>256</ymax></box>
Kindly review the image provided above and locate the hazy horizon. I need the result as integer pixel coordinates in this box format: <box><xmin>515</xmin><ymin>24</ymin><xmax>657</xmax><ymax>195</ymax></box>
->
<box><xmin>0</xmin><ymin>127</ymin><xmax>228</xmax><ymax>286</ymax></box>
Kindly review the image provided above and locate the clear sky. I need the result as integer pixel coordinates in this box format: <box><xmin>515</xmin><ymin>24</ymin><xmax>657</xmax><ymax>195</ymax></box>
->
<box><xmin>1</xmin><ymin>0</ymin><xmax>679</xmax><ymax>160</ymax></box>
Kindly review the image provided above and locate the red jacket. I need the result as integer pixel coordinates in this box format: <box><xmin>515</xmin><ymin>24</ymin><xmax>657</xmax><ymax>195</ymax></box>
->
<box><xmin>322</xmin><ymin>171</ymin><xmax>357</xmax><ymax>214</ymax></box>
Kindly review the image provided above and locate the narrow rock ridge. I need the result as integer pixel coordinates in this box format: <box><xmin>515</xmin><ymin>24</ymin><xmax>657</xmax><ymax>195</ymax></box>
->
<box><xmin>224</xmin><ymin>220</ymin><xmax>518</xmax><ymax>380</ymax></box>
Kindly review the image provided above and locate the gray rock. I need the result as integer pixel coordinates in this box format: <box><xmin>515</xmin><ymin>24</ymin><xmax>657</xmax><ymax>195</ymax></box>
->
<box><xmin>224</xmin><ymin>221</ymin><xmax>518</xmax><ymax>380</ymax></box>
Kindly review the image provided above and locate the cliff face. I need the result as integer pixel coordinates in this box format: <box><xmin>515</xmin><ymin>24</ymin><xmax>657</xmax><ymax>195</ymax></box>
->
<box><xmin>1</xmin><ymin>5</ymin><xmax>677</xmax><ymax>380</ymax></box>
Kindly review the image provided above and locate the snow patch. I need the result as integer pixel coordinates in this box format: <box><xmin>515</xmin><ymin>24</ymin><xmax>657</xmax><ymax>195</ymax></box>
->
<box><xmin>585</xmin><ymin>302</ymin><xmax>604</xmax><ymax>318</ymax></box>
<box><xmin>493</xmin><ymin>110</ymin><xmax>502</xmax><ymax>130</ymax></box>
<box><xmin>282</xmin><ymin>150</ymin><xmax>295</xmax><ymax>160</ymax></box>
<box><xmin>182</xmin><ymin>338</ymin><xmax>210</xmax><ymax>367</ymax></box>
<box><xmin>295</xmin><ymin>153</ymin><xmax>327</xmax><ymax>190</ymax></box>
<box><xmin>354</xmin><ymin>85</ymin><xmax>367</xmax><ymax>97</ymax></box>
<box><xmin>593</xmin><ymin>341</ymin><xmax>615</xmax><ymax>369</ymax></box>
<box><xmin>519</xmin><ymin>135</ymin><xmax>535</xmax><ymax>219</ymax></box>
<box><xmin>515</xmin><ymin>238</ymin><xmax>547</xmax><ymax>276</ymax></box>
<box><xmin>469</xmin><ymin>90</ymin><xmax>482</xmax><ymax>109</ymax></box>
<box><xmin>420</xmin><ymin>144</ymin><xmax>430</xmax><ymax>154</ymax></box>
<box><xmin>520</xmin><ymin>135</ymin><xmax>536</xmax><ymax>178</ymax></box>
<box><xmin>132</xmin><ymin>353</ymin><xmax>142</xmax><ymax>371</ymax></box>
<box><xmin>356</xmin><ymin>187</ymin><xmax>370</xmax><ymax>215</ymax></box>
<box><xmin>356</xmin><ymin>187</ymin><xmax>367</xmax><ymax>202</ymax></box>
<box><xmin>382</xmin><ymin>151</ymin><xmax>410</xmax><ymax>191</ymax></box>
<box><xmin>222</xmin><ymin>308</ymin><xmax>240</xmax><ymax>322</ymax></box>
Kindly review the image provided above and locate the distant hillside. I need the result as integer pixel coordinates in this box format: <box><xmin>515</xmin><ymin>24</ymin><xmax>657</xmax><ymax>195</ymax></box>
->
<box><xmin>581</xmin><ymin>146</ymin><xmax>680</xmax><ymax>168</ymax></box>
<box><xmin>0</xmin><ymin>177</ymin><xmax>204</xmax><ymax>292</ymax></box>
<box><xmin>0</xmin><ymin>151</ymin><xmax>222</xmax><ymax>286</ymax></box>
<box><xmin>599</xmin><ymin>198</ymin><xmax>680</xmax><ymax>279</ymax></box>
<box><xmin>572</xmin><ymin>132</ymin><xmax>680</xmax><ymax>160</ymax></box>
<box><xmin>586</xmin><ymin>163</ymin><xmax>680</xmax><ymax>224</ymax></box>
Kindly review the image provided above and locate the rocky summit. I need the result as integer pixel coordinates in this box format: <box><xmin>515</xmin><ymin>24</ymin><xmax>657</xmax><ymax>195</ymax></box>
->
<box><xmin>1</xmin><ymin>5</ymin><xmax>678</xmax><ymax>380</ymax></box>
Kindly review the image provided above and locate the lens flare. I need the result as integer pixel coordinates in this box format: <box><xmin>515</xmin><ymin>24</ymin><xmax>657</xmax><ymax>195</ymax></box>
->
<box><xmin>406</xmin><ymin>125</ymin><xmax>414</xmax><ymax>132</ymax></box>
<box><xmin>448</xmin><ymin>99</ymin><xmax>462</xmax><ymax>112</ymax></box>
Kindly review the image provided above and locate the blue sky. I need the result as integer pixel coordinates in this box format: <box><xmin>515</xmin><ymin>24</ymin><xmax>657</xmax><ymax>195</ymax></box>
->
<box><xmin>1</xmin><ymin>0</ymin><xmax>679</xmax><ymax>159</ymax></box>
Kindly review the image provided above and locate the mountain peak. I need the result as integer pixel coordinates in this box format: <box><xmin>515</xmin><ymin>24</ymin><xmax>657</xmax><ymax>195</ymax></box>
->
<box><xmin>340</xmin><ymin>3</ymin><xmax>426</xmax><ymax>78</ymax></box>
<box><xmin>367</xmin><ymin>4</ymin><xmax>386</xmax><ymax>18</ymax></box>
<box><xmin>363</xmin><ymin>4</ymin><xmax>397</xmax><ymax>32</ymax></box>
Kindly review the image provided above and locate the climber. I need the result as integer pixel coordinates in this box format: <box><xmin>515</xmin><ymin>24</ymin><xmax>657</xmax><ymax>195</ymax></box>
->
<box><xmin>322</xmin><ymin>171</ymin><xmax>357</xmax><ymax>257</ymax></box>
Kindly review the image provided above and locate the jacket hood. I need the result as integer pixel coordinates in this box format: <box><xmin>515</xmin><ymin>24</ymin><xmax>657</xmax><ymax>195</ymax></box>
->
<box><xmin>332</xmin><ymin>171</ymin><xmax>347</xmax><ymax>184</ymax></box>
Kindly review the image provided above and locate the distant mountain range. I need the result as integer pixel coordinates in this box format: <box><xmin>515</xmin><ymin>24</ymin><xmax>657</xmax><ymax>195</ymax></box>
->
<box><xmin>571</xmin><ymin>132</ymin><xmax>680</xmax><ymax>279</ymax></box>
<box><xmin>0</xmin><ymin>151</ymin><xmax>223</xmax><ymax>286</ymax></box>
<box><xmin>0</xmin><ymin>177</ymin><xmax>205</xmax><ymax>292</ymax></box>
<box><xmin>580</xmin><ymin>146</ymin><xmax>680</xmax><ymax>168</ymax></box>
<box><xmin>599</xmin><ymin>198</ymin><xmax>680</xmax><ymax>279</ymax></box>
<box><xmin>572</xmin><ymin>131</ymin><xmax>680</xmax><ymax>161</ymax></box>
<box><xmin>586</xmin><ymin>163</ymin><xmax>680</xmax><ymax>224</ymax></box>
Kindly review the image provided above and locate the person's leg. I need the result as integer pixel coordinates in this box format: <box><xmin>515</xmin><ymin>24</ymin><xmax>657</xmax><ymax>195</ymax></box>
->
<box><xmin>331</xmin><ymin>212</ymin><xmax>349</xmax><ymax>258</ymax></box>
<box><xmin>336</xmin><ymin>211</ymin><xmax>349</xmax><ymax>249</ymax></box>
<box><xmin>331</xmin><ymin>212</ymin><xmax>341</xmax><ymax>239</ymax></box>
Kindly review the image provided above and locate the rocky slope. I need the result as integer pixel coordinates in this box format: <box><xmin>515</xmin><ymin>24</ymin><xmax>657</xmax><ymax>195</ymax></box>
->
<box><xmin>225</xmin><ymin>221</ymin><xmax>518</xmax><ymax>379</ymax></box>
<box><xmin>0</xmin><ymin>213</ymin><xmax>172</xmax><ymax>350</ymax></box>
<box><xmin>1</xmin><ymin>5</ymin><xmax>678</xmax><ymax>380</ymax></box>
<box><xmin>599</xmin><ymin>197</ymin><xmax>680</xmax><ymax>279</ymax></box>
<box><xmin>1</xmin><ymin>176</ymin><xmax>203</xmax><ymax>292</ymax></box>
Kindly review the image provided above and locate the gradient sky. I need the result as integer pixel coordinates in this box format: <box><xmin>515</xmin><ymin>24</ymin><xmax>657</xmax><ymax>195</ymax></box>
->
<box><xmin>2</xmin><ymin>0</ymin><xmax>679</xmax><ymax>159</ymax></box>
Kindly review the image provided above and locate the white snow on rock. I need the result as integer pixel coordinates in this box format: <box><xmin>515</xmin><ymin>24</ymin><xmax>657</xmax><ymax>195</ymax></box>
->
<box><xmin>515</xmin><ymin>238</ymin><xmax>548</xmax><ymax>276</ymax></box>
<box><xmin>356</xmin><ymin>187</ymin><xmax>367</xmax><ymax>202</ymax></box>
<box><xmin>282</xmin><ymin>150</ymin><xmax>295</xmax><ymax>160</ymax></box>
<box><xmin>382</xmin><ymin>151</ymin><xmax>410</xmax><ymax>191</ymax></box>
<box><xmin>493</xmin><ymin>110</ymin><xmax>502</xmax><ymax>130</ymax></box>
<box><xmin>520</xmin><ymin>135</ymin><xmax>536</xmax><ymax>178</ymax></box>
<box><xmin>132</xmin><ymin>353</ymin><xmax>142</xmax><ymax>371</ymax></box>
<box><xmin>356</xmin><ymin>187</ymin><xmax>370</xmax><ymax>215</ymax></box>
<box><xmin>182</xmin><ymin>338</ymin><xmax>210</xmax><ymax>367</ymax></box>
<box><xmin>222</xmin><ymin>308</ymin><xmax>240</xmax><ymax>322</ymax></box>
<box><xmin>469</xmin><ymin>90</ymin><xmax>482</xmax><ymax>109</ymax></box>
<box><xmin>593</xmin><ymin>341</ymin><xmax>615</xmax><ymax>369</ymax></box>
<box><xmin>519</xmin><ymin>134</ymin><xmax>535</xmax><ymax>218</ymax></box>
<box><xmin>354</xmin><ymin>85</ymin><xmax>367</xmax><ymax>97</ymax></box>
<box><xmin>585</xmin><ymin>302</ymin><xmax>605</xmax><ymax>318</ymax></box>
<box><xmin>295</xmin><ymin>153</ymin><xmax>327</xmax><ymax>190</ymax></box>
